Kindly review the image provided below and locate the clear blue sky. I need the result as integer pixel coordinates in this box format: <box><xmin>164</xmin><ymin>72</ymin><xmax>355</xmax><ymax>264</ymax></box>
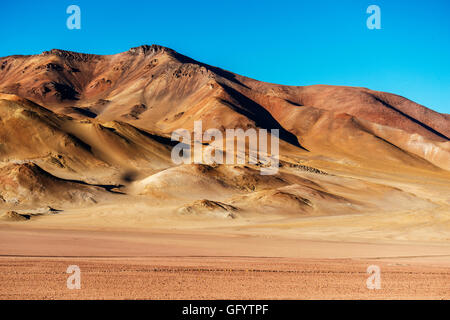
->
<box><xmin>1</xmin><ymin>0</ymin><xmax>449</xmax><ymax>113</ymax></box>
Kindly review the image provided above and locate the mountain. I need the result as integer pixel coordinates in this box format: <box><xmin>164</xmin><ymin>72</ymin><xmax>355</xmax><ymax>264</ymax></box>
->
<box><xmin>0</xmin><ymin>45</ymin><xmax>448</xmax><ymax>229</ymax></box>
<box><xmin>1</xmin><ymin>45</ymin><xmax>448</xmax><ymax>172</ymax></box>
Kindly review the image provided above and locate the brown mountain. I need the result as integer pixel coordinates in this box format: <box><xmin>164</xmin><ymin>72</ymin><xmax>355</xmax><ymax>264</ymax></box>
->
<box><xmin>0</xmin><ymin>45</ymin><xmax>448</xmax><ymax>172</ymax></box>
<box><xmin>0</xmin><ymin>45</ymin><xmax>449</xmax><ymax>231</ymax></box>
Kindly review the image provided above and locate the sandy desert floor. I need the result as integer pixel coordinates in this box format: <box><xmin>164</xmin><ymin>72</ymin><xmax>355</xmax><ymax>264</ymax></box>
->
<box><xmin>1</xmin><ymin>222</ymin><xmax>450</xmax><ymax>299</ymax></box>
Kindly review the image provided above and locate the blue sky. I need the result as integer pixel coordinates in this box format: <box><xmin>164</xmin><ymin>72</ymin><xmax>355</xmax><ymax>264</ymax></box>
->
<box><xmin>1</xmin><ymin>0</ymin><xmax>449</xmax><ymax>113</ymax></box>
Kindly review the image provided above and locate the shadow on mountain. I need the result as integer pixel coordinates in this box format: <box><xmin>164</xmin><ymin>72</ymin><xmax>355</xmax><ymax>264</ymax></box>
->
<box><xmin>220</xmin><ymin>83</ymin><xmax>307</xmax><ymax>150</ymax></box>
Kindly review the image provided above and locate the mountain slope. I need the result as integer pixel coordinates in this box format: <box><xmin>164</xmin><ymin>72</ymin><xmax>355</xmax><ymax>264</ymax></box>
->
<box><xmin>0</xmin><ymin>45</ymin><xmax>448</xmax><ymax>227</ymax></box>
<box><xmin>0</xmin><ymin>45</ymin><xmax>448</xmax><ymax>173</ymax></box>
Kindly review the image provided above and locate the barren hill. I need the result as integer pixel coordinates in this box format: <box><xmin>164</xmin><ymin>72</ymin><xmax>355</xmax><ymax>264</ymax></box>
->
<box><xmin>0</xmin><ymin>45</ymin><xmax>448</xmax><ymax>238</ymax></box>
<box><xmin>0</xmin><ymin>45</ymin><xmax>448</xmax><ymax>172</ymax></box>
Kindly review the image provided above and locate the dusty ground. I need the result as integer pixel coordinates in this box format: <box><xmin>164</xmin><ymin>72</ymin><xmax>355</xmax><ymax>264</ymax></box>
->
<box><xmin>1</xmin><ymin>225</ymin><xmax>449</xmax><ymax>299</ymax></box>
<box><xmin>1</xmin><ymin>257</ymin><xmax>450</xmax><ymax>300</ymax></box>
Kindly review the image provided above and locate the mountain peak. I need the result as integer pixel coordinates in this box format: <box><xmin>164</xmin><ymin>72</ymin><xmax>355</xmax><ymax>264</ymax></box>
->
<box><xmin>127</xmin><ymin>44</ymin><xmax>174</xmax><ymax>56</ymax></box>
<box><xmin>42</xmin><ymin>48</ymin><xmax>77</xmax><ymax>55</ymax></box>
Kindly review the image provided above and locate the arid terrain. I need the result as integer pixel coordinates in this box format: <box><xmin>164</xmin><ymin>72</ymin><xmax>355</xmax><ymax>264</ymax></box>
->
<box><xmin>0</xmin><ymin>45</ymin><xmax>449</xmax><ymax>299</ymax></box>
<box><xmin>1</xmin><ymin>226</ymin><xmax>450</xmax><ymax>299</ymax></box>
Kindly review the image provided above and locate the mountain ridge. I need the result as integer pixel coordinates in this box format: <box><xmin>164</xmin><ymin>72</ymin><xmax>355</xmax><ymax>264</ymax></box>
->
<box><xmin>0</xmin><ymin>45</ymin><xmax>448</xmax><ymax>173</ymax></box>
